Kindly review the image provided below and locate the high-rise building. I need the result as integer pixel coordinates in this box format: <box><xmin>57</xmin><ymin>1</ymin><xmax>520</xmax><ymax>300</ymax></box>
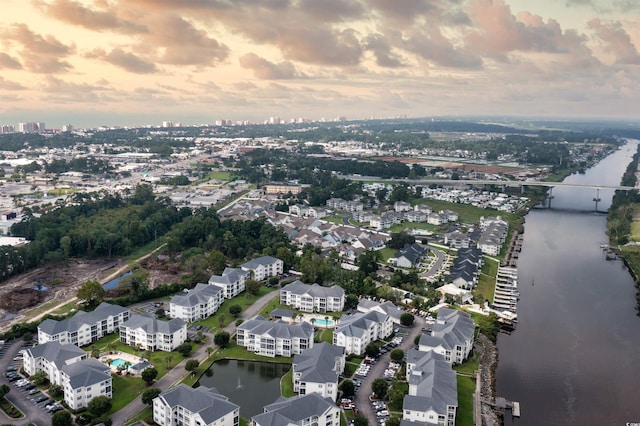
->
<box><xmin>18</xmin><ymin>122</ymin><xmax>45</xmax><ymax>133</ymax></box>
<box><xmin>0</xmin><ymin>125</ymin><xmax>15</xmax><ymax>134</ymax></box>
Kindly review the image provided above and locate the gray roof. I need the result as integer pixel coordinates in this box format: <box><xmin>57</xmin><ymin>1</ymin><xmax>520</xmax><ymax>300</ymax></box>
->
<box><xmin>238</xmin><ymin>316</ymin><xmax>314</xmax><ymax>340</ymax></box>
<box><xmin>157</xmin><ymin>384</ymin><xmax>238</xmax><ymax>424</ymax></box>
<box><xmin>270</xmin><ymin>308</ymin><xmax>294</xmax><ymax>319</ymax></box>
<box><xmin>394</xmin><ymin>243</ymin><xmax>427</xmax><ymax>265</ymax></box>
<box><xmin>241</xmin><ymin>255</ymin><xmax>281</xmax><ymax>270</ymax></box>
<box><xmin>404</xmin><ymin>350</ymin><xmax>457</xmax><ymax>414</ymax></box>
<box><xmin>171</xmin><ymin>283</ymin><xmax>222</xmax><ymax>307</ymax></box>
<box><xmin>357</xmin><ymin>300</ymin><xmax>403</xmax><ymax>322</ymax></box>
<box><xmin>400</xmin><ymin>420</ymin><xmax>431</xmax><ymax>426</ymax></box>
<box><xmin>293</xmin><ymin>342</ymin><xmax>344</xmax><ymax>384</ymax></box>
<box><xmin>335</xmin><ymin>311</ymin><xmax>389</xmax><ymax>338</ymax></box>
<box><xmin>282</xmin><ymin>281</ymin><xmax>345</xmax><ymax>299</ymax></box>
<box><xmin>432</xmin><ymin>308</ymin><xmax>475</xmax><ymax>349</ymax></box>
<box><xmin>38</xmin><ymin>302</ymin><xmax>128</xmax><ymax>335</ymax></box>
<box><xmin>209</xmin><ymin>268</ymin><xmax>248</xmax><ymax>285</ymax></box>
<box><xmin>121</xmin><ymin>314</ymin><xmax>185</xmax><ymax>335</ymax></box>
<box><xmin>61</xmin><ymin>358</ymin><xmax>110</xmax><ymax>389</ymax></box>
<box><xmin>253</xmin><ymin>393</ymin><xmax>336</xmax><ymax>426</ymax></box>
<box><xmin>25</xmin><ymin>341</ymin><xmax>86</xmax><ymax>369</ymax></box>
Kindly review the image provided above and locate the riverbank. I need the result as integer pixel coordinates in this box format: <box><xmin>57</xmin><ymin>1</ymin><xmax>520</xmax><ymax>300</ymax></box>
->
<box><xmin>476</xmin><ymin>333</ymin><xmax>501</xmax><ymax>426</ymax></box>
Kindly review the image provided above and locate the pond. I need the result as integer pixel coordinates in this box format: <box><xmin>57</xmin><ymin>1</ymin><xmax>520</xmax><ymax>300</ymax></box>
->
<box><xmin>196</xmin><ymin>359</ymin><xmax>290</xmax><ymax>418</ymax></box>
<box><xmin>102</xmin><ymin>271</ymin><xmax>132</xmax><ymax>290</ymax></box>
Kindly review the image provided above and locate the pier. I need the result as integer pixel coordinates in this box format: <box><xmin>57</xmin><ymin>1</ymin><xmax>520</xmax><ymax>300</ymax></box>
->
<box><xmin>484</xmin><ymin>397</ymin><xmax>521</xmax><ymax>418</ymax></box>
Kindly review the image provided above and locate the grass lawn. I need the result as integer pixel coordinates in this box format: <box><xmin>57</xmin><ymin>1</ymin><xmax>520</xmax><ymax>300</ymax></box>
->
<box><xmin>126</xmin><ymin>407</ymin><xmax>153</xmax><ymax>425</ymax></box>
<box><xmin>323</xmin><ymin>215</ymin><xmax>346</xmax><ymax>224</ymax></box>
<box><xmin>343</xmin><ymin>357</ymin><xmax>363</xmax><ymax>377</ymax></box>
<box><xmin>453</xmin><ymin>354</ymin><xmax>479</xmax><ymax>375</ymax></box>
<box><xmin>379</xmin><ymin>247</ymin><xmax>397</xmax><ymax>263</ymax></box>
<box><xmin>315</xmin><ymin>328</ymin><xmax>334</xmax><ymax>344</ymax></box>
<box><xmin>110</xmin><ymin>374</ymin><xmax>148</xmax><ymax>414</ymax></box>
<box><xmin>194</xmin><ymin>287</ymin><xmax>275</xmax><ymax>329</ymax></box>
<box><xmin>389</xmin><ymin>222</ymin><xmax>438</xmax><ymax>233</ymax></box>
<box><xmin>475</xmin><ymin>257</ymin><xmax>499</xmax><ymax>304</ymax></box>
<box><xmin>619</xmin><ymin>245</ymin><xmax>640</xmax><ymax>278</ymax></box>
<box><xmin>281</xmin><ymin>369</ymin><xmax>294</xmax><ymax>397</ymax></box>
<box><xmin>455</xmin><ymin>374</ymin><xmax>476</xmax><ymax>426</ymax></box>
<box><xmin>631</xmin><ymin>217</ymin><xmax>640</xmax><ymax>242</ymax></box>
<box><xmin>206</xmin><ymin>170</ymin><xmax>233</xmax><ymax>181</ymax></box>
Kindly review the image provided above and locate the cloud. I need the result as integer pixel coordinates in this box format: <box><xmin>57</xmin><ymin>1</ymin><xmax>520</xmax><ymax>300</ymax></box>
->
<box><xmin>239</xmin><ymin>53</ymin><xmax>303</xmax><ymax>79</ymax></box>
<box><xmin>1</xmin><ymin>23</ymin><xmax>74</xmax><ymax>73</ymax></box>
<box><xmin>588</xmin><ymin>18</ymin><xmax>640</xmax><ymax>64</ymax></box>
<box><xmin>0</xmin><ymin>53</ymin><xmax>22</xmax><ymax>69</ymax></box>
<box><xmin>0</xmin><ymin>77</ymin><xmax>26</xmax><ymax>90</ymax></box>
<box><xmin>144</xmin><ymin>15</ymin><xmax>229</xmax><ymax>66</ymax></box>
<box><xmin>403</xmin><ymin>27</ymin><xmax>483</xmax><ymax>69</ymax></box>
<box><xmin>366</xmin><ymin>0</ymin><xmax>437</xmax><ymax>24</ymax></box>
<box><xmin>34</xmin><ymin>0</ymin><xmax>146</xmax><ymax>33</ymax></box>
<box><xmin>297</xmin><ymin>0</ymin><xmax>364</xmax><ymax>22</ymax></box>
<box><xmin>365</xmin><ymin>34</ymin><xmax>404</xmax><ymax>68</ymax></box>
<box><xmin>86</xmin><ymin>48</ymin><xmax>158</xmax><ymax>73</ymax></box>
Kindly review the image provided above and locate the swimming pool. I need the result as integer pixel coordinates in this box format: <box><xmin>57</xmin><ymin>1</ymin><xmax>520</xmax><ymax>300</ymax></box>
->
<box><xmin>110</xmin><ymin>358</ymin><xmax>127</xmax><ymax>368</ymax></box>
<box><xmin>313</xmin><ymin>318</ymin><xmax>334</xmax><ymax>327</ymax></box>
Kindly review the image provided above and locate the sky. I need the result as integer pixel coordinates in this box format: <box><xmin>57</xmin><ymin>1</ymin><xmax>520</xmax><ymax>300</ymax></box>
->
<box><xmin>0</xmin><ymin>0</ymin><xmax>639</xmax><ymax>128</ymax></box>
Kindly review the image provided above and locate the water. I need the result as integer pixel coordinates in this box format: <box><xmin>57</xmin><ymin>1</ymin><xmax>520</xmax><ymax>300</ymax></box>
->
<box><xmin>110</xmin><ymin>358</ymin><xmax>127</xmax><ymax>368</ymax></box>
<box><xmin>102</xmin><ymin>271</ymin><xmax>132</xmax><ymax>290</ymax></box>
<box><xmin>197</xmin><ymin>359</ymin><xmax>290</xmax><ymax>418</ymax></box>
<box><xmin>496</xmin><ymin>141</ymin><xmax>640</xmax><ymax>426</ymax></box>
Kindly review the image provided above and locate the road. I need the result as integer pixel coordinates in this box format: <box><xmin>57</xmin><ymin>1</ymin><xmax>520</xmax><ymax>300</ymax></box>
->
<box><xmin>111</xmin><ymin>289</ymin><xmax>280</xmax><ymax>425</ymax></box>
<box><xmin>352</xmin><ymin>315</ymin><xmax>425</xmax><ymax>425</ymax></box>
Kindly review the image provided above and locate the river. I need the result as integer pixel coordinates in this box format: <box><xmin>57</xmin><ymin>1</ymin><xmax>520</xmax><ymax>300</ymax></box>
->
<box><xmin>496</xmin><ymin>140</ymin><xmax>640</xmax><ymax>426</ymax></box>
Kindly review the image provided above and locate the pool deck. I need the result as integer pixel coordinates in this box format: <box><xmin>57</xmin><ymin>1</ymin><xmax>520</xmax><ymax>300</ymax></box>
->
<box><xmin>101</xmin><ymin>351</ymin><xmax>146</xmax><ymax>373</ymax></box>
<box><xmin>299</xmin><ymin>314</ymin><xmax>337</xmax><ymax>329</ymax></box>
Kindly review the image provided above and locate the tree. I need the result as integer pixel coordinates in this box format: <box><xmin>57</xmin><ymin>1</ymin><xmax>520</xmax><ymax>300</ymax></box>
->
<box><xmin>48</xmin><ymin>383</ymin><xmax>63</xmax><ymax>397</ymax></box>
<box><xmin>214</xmin><ymin>331</ymin><xmax>230</xmax><ymax>348</ymax></box>
<box><xmin>176</xmin><ymin>342</ymin><xmax>193</xmax><ymax>357</ymax></box>
<box><xmin>77</xmin><ymin>279</ymin><xmax>105</xmax><ymax>307</ymax></box>
<box><xmin>0</xmin><ymin>383</ymin><xmax>10</xmax><ymax>399</ymax></box>
<box><xmin>229</xmin><ymin>304</ymin><xmax>242</xmax><ymax>317</ymax></box>
<box><xmin>207</xmin><ymin>250</ymin><xmax>227</xmax><ymax>275</ymax></box>
<box><xmin>23</xmin><ymin>331</ymin><xmax>33</xmax><ymax>342</ymax></box>
<box><xmin>165</xmin><ymin>355</ymin><xmax>173</xmax><ymax>369</ymax></box>
<box><xmin>385</xmin><ymin>417</ymin><xmax>401</xmax><ymax>426</ymax></box>
<box><xmin>155</xmin><ymin>307</ymin><xmax>166</xmax><ymax>318</ymax></box>
<box><xmin>52</xmin><ymin>410</ymin><xmax>73</xmax><ymax>426</ymax></box>
<box><xmin>245</xmin><ymin>279</ymin><xmax>261</xmax><ymax>295</ymax></box>
<box><xmin>88</xmin><ymin>395</ymin><xmax>112</xmax><ymax>417</ymax></box>
<box><xmin>218</xmin><ymin>313</ymin><xmax>226</xmax><ymax>327</ymax></box>
<box><xmin>400</xmin><ymin>312</ymin><xmax>415</xmax><ymax>326</ymax></box>
<box><xmin>339</xmin><ymin>379</ymin><xmax>355</xmax><ymax>397</ymax></box>
<box><xmin>31</xmin><ymin>370</ymin><xmax>48</xmax><ymax>386</ymax></box>
<box><xmin>345</xmin><ymin>294</ymin><xmax>359</xmax><ymax>310</ymax></box>
<box><xmin>353</xmin><ymin>414</ymin><xmax>369</xmax><ymax>426</ymax></box>
<box><xmin>142</xmin><ymin>387</ymin><xmax>162</xmax><ymax>405</ymax></box>
<box><xmin>206</xmin><ymin>347</ymin><xmax>214</xmax><ymax>357</ymax></box>
<box><xmin>185</xmin><ymin>359</ymin><xmax>199</xmax><ymax>372</ymax></box>
<box><xmin>390</xmin><ymin>349</ymin><xmax>404</xmax><ymax>362</ymax></box>
<box><xmin>91</xmin><ymin>345</ymin><xmax>100</xmax><ymax>358</ymax></box>
<box><xmin>108</xmin><ymin>342</ymin><xmax>117</xmax><ymax>354</ymax></box>
<box><xmin>371</xmin><ymin>378</ymin><xmax>388</xmax><ymax>399</ymax></box>
<box><xmin>387</xmin><ymin>232</ymin><xmax>416</xmax><ymax>249</ymax></box>
<box><xmin>141</xmin><ymin>367</ymin><xmax>158</xmax><ymax>385</ymax></box>
<box><xmin>365</xmin><ymin>343</ymin><xmax>380</xmax><ymax>358</ymax></box>
<box><xmin>357</xmin><ymin>250</ymin><xmax>381</xmax><ymax>276</ymax></box>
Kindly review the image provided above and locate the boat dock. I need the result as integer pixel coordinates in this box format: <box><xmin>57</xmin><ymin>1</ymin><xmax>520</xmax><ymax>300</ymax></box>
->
<box><xmin>485</xmin><ymin>397</ymin><xmax>521</xmax><ymax>418</ymax></box>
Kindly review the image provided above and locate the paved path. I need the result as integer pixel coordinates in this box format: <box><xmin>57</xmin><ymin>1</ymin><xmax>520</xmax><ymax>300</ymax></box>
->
<box><xmin>352</xmin><ymin>315</ymin><xmax>425</xmax><ymax>425</ymax></box>
<box><xmin>112</xmin><ymin>290</ymin><xmax>280</xmax><ymax>425</ymax></box>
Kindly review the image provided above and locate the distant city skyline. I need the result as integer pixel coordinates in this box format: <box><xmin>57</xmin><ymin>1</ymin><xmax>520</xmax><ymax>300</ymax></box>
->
<box><xmin>1</xmin><ymin>0</ymin><xmax>639</xmax><ymax>128</ymax></box>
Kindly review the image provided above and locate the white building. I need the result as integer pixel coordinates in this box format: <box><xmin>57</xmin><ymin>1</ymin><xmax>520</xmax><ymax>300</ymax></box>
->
<box><xmin>153</xmin><ymin>384</ymin><xmax>239</xmax><ymax>426</ymax></box>
<box><xmin>120</xmin><ymin>315</ymin><xmax>187</xmax><ymax>352</ymax></box>
<box><xmin>280</xmin><ymin>281</ymin><xmax>345</xmax><ymax>313</ymax></box>
<box><xmin>236</xmin><ymin>315</ymin><xmax>314</xmax><ymax>357</ymax></box>
<box><xmin>418</xmin><ymin>308</ymin><xmax>475</xmax><ymax>364</ymax></box>
<box><xmin>333</xmin><ymin>311</ymin><xmax>393</xmax><ymax>355</ymax></box>
<box><xmin>241</xmin><ymin>256</ymin><xmax>284</xmax><ymax>281</ymax></box>
<box><xmin>208</xmin><ymin>267</ymin><xmax>249</xmax><ymax>299</ymax></box>
<box><xmin>170</xmin><ymin>283</ymin><xmax>224</xmax><ymax>322</ymax></box>
<box><xmin>37</xmin><ymin>302</ymin><xmax>130</xmax><ymax>346</ymax></box>
<box><xmin>292</xmin><ymin>343</ymin><xmax>345</xmax><ymax>401</ymax></box>
<box><xmin>61</xmin><ymin>358</ymin><xmax>113</xmax><ymax>410</ymax></box>
<box><xmin>252</xmin><ymin>393</ymin><xmax>341</xmax><ymax>426</ymax></box>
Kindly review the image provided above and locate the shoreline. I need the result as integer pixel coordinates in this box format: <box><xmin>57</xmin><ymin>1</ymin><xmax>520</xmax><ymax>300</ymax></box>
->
<box><xmin>476</xmin><ymin>333</ymin><xmax>501</xmax><ymax>426</ymax></box>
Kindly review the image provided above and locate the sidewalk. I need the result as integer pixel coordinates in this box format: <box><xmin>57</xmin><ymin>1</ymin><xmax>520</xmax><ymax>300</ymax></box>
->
<box><xmin>112</xmin><ymin>290</ymin><xmax>280</xmax><ymax>425</ymax></box>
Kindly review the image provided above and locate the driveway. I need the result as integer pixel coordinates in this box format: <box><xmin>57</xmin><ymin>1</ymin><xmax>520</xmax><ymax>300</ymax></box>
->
<box><xmin>352</xmin><ymin>315</ymin><xmax>425</xmax><ymax>425</ymax></box>
<box><xmin>0</xmin><ymin>340</ymin><xmax>53</xmax><ymax>426</ymax></box>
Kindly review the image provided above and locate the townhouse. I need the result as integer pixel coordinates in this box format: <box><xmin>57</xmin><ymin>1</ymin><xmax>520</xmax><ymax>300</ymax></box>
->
<box><xmin>333</xmin><ymin>311</ymin><xmax>393</xmax><ymax>355</ymax></box>
<box><xmin>169</xmin><ymin>283</ymin><xmax>224</xmax><ymax>322</ymax></box>
<box><xmin>252</xmin><ymin>393</ymin><xmax>341</xmax><ymax>426</ymax></box>
<box><xmin>280</xmin><ymin>281</ymin><xmax>345</xmax><ymax>313</ymax></box>
<box><xmin>240</xmin><ymin>256</ymin><xmax>284</xmax><ymax>281</ymax></box>
<box><xmin>153</xmin><ymin>384</ymin><xmax>240</xmax><ymax>426</ymax></box>
<box><xmin>356</xmin><ymin>299</ymin><xmax>405</xmax><ymax>324</ymax></box>
<box><xmin>292</xmin><ymin>343</ymin><xmax>345</xmax><ymax>401</ymax></box>
<box><xmin>391</xmin><ymin>243</ymin><xmax>428</xmax><ymax>269</ymax></box>
<box><xmin>236</xmin><ymin>315</ymin><xmax>314</xmax><ymax>357</ymax></box>
<box><xmin>208</xmin><ymin>267</ymin><xmax>249</xmax><ymax>299</ymax></box>
<box><xmin>37</xmin><ymin>302</ymin><xmax>130</xmax><ymax>346</ymax></box>
<box><xmin>418</xmin><ymin>309</ymin><xmax>475</xmax><ymax>365</ymax></box>
<box><xmin>119</xmin><ymin>314</ymin><xmax>187</xmax><ymax>352</ymax></box>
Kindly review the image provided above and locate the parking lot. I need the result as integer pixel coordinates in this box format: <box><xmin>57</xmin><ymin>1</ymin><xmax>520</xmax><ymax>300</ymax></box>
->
<box><xmin>0</xmin><ymin>339</ymin><xmax>66</xmax><ymax>425</ymax></box>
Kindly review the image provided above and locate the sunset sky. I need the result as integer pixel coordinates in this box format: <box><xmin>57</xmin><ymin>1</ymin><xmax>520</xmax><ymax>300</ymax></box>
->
<box><xmin>1</xmin><ymin>0</ymin><xmax>639</xmax><ymax>128</ymax></box>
